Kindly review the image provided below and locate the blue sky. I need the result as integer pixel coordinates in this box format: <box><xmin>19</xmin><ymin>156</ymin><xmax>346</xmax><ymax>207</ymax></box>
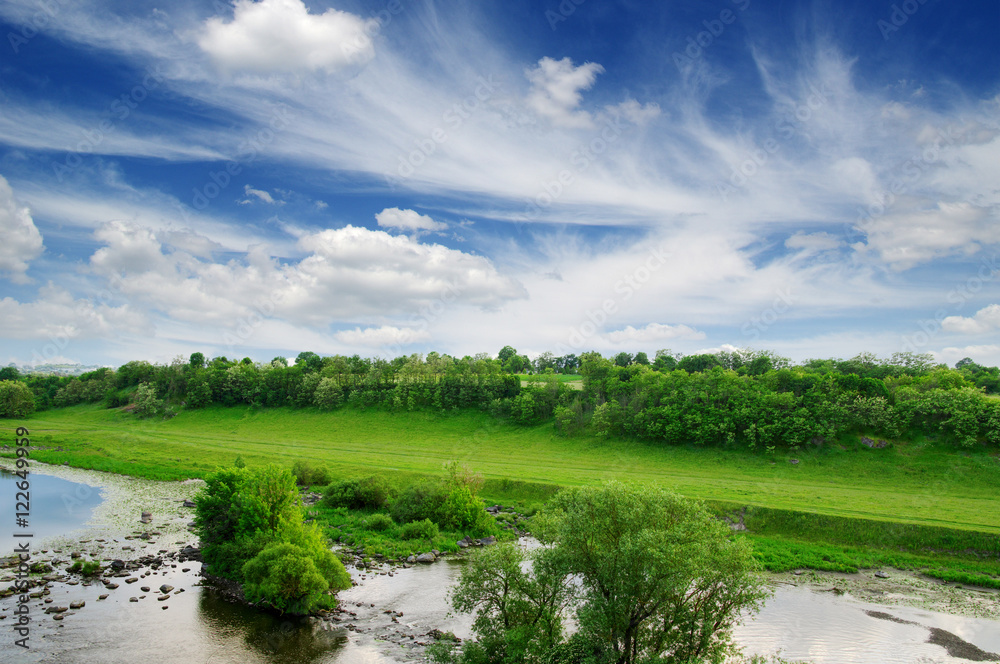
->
<box><xmin>1</xmin><ymin>0</ymin><xmax>998</xmax><ymax>368</ymax></box>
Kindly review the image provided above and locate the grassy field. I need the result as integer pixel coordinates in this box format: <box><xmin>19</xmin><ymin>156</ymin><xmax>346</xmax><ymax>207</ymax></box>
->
<box><xmin>12</xmin><ymin>404</ymin><xmax>1000</xmax><ymax>535</ymax></box>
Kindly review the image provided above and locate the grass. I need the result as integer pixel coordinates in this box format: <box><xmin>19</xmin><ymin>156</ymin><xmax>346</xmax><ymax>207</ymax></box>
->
<box><xmin>9</xmin><ymin>403</ymin><xmax>1000</xmax><ymax>585</ymax></box>
<box><xmin>16</xmin><ymin>404</ymin><xmax>1000</xmax><ymax>533</ymax></box>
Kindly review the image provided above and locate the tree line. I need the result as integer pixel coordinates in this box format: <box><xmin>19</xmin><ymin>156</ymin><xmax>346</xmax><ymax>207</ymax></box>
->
<box><xmin>2</xmin><ymin>348</ymin><xmax>998</xmax><ymax>449</ymax></box>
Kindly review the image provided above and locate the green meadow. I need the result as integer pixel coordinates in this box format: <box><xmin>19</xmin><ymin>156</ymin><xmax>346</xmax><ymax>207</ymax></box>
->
<box><xmin>10</xmin><ymin>404</ymin><xmax>1000</xmax><ymax>583</ymax></box>
<box><xmin>15</xmin><ymin>403</ymin><xmax>1000</xmax><ymax>533</ymax></box>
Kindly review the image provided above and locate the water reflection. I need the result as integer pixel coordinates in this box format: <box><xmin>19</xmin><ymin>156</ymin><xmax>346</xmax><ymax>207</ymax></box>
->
<box><xmin>196</xmin><ymin>589</ymin><xmax>348</xmax><ymax>663</ymax></box>
<box><xmin>0</xmin><ymin>468</ymin><xmax>103</xmax><ymax>551</ymax></box>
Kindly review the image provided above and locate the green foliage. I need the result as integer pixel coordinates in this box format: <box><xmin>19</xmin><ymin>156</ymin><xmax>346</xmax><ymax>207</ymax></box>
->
<box><xmin>391</xmin><ymin>479</ymin><xmax>448</xmax><ymax>525</ymax></box>
<box><xmin>441</xmin><ymin>542</ymin><xmax>571</xmax><ymax>663</ymax></box>
<box><xmin>241</xmin><ymin>524</ymin><xmax>352</xmax><ymax>614</ymax></box>
<box><xmin>291</xmin><ymin>459</ymin><xmax>331</xmax><ymax>486</ymax></box>
<box><xmin>441</xmin><ymin>483</ymin><xmax>769</xmax><ymax>664</ymax></box>
<box><xmin>543</xmin><ymin>482</ymin><xmax>769</xmax><ymax>664</ymax></box>
<box><xmin>131</xmin><ymin>382</ymin><xmax>163</xmax><ymax>418</ymax></box>
<box><xmin>364</xmin><ymin>512</ymin><xmax>395</xmax><ymax>532</ymax></box>
<box><xmin>323</xmin><ymin>475</ymin><xmax>394</xmax><ymax>510</ymax></box>
<box><xmin>400</xmin><ymin>518</ymin><xmax>439</xmax><ymax>542</ymax></box>
<box><xmin>0</xmin><ymin>380</ymin><xmax>35</xmax><ymax>418</ymax></box>
<box><xmin>68</xmin><ymin>559</ymin><xmax>102</xmax><ymax>576</ymax></box>
<box><xmin>313</xmin><ymin>377</ymin><xmax>344</xmax><ymax>410</ymax></box>
<box><xmin>194</xmin><ymin>464</ymin><xmax>349</xmax><ymax>614</ymax></box>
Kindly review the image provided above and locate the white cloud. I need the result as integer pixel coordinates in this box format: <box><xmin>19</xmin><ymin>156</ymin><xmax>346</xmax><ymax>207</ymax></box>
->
<box><xmin>375</xmin><ymin>207</ymin><xmax>447</xmax><ymax>232</ymax></box>
<box><xmin>854</xmin><ymin>201</ymin><xmax>998</xmax><ymax>271</ymax></box>
<box><xmin>604</xmin><ymin>323</ymin><xmax>706</xmax><ymax>344</ymax></box>
<box><xmin>785</xmin><ymin>231</ymin><xmax>842</xmax><ymax>254</ymax></box>
<box><xmin>605</xmin><ymin>99</ymin><xmax>661</xmax><ymax>125</ymax></box>
<box><xmin>85</xmin><ymin>221</ymin><xmax>526</xmax><ymax>327</ymax></box>
<box><xmin>935</xmin><ymin>344</ymin><xmax>1000</xmax><ymax>368</ymax></box>
<box><xmin>0</xmin><ymin>175</ymin><xmax>43</xmax><ymax>283</ymax></box>
<box><xmin>525</xmin><ymin>57</ymin><xmax>604</xmax><ymax>128</ymax></box>
<box><xmin>240</xmin><ymin>184</ymin><xmax>280</xmax><ymax>205</ymax></box>
<box><xmin>0</xmin><ymin>283</ymin><xmax>146</xmax><ymax>340</ymax></box>
<box><xmin>198</xmin><ymin>0</ymin><xmax>376</xmax><ymax>74</ymax></box>
<box><xmin>334</xmin><ymin>325</ymin><xmax>431</xmax><ymax>348</ymax></box>
<box><xmin>942</xmin><ymin>304</ymin><xmax>1000</xmax><ymax>334</ymax></box>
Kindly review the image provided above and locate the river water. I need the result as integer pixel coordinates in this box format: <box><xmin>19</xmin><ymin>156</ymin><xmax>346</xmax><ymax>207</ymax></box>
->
<box><xmin>1</xmin><ymin>463</ymin><xmax>998</xmax><ymax>663</ymax></box>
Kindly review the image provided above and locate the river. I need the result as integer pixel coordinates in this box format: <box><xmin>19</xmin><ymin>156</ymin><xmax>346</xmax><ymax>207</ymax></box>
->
<box><xmin>1</xmin><ymin>463</ymin><xmax>998</xmax><ymax>663</ymax></box>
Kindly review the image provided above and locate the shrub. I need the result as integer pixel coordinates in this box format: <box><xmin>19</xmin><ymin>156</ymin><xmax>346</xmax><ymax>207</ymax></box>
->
<box><xmin>241</xmin><ymin>539</ymin><xmax>351</xmax><ymax>614</ymax></box>
<box><xmin>313</xmin><ymin>377</ymin><xmax>344</xmax><ymax>410</ymax></box>
<box><xmin>391</xmin><ymin>480</ymin><xmax>448</xmax><ymax>525</ymax></box>
<box><xmin>323</xmin><ymin>475</ymin><xmax>394</xmax><ymax>510</ymax></box>
<box><xmin>0</xmin><ymin>380</ymin><xmax>35</xmax><ymax>418</ymax></box>
<box><xmin>292</xmin><ymin>460</ymin><xmax>332</xmax><ymax>486</ymax></box>
<box><xmin>400</xmin><ymin>518</ymin><xmax>439</xmax><ymax>542</ymax></box>
<box><xmin>364</xmin><ymin>513</ymin><xmax>394</xmax><ymax>532</ymax></box>
<box><xmin>131</xmin><ymin>383</ymin><xmax>163</xmax><ymax>418</ymax></box>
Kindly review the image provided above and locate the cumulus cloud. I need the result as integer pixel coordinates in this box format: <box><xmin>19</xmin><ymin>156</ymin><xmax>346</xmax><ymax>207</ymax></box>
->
<box><xmin>198</xmin><ymin>0</ymin><xmax>376</xmax><ymax>74</ymax></box>
<box><xmin>0</xmin><ymin>175</ymin><xmax>43</xmax><ymax>282</ymax></box>
<box><xmin>525</xmin><ymin>57</ymin><xmax>604</xmax><ymax>128</ymax></box>
<box><xmin>0</xmin><ymin>282</ymin><xmax>146</xmax><ymax>340</ymax></box>
<box><xmin>85</xmin><ymin>222</ymin><xmax>526</xmax><ymax>328</ymax></box>
<box><xmin>334</xmin><ymin>325</ymin><xmax>431</xmax><ymax>347</ymax></box>
<box><xmin>375</xmin><ymin>207</ymin><xmax>447</xmax><ymax>232</ymax></box>
<box><xmin>604</xmin><ymin>323</ymin><xmax>706</xmax><ymax>344</ymax></box>
<box><xmin>942</xmin><ymin>304</ymin><xmax>1000</xmax><ymax>334</ymax></box>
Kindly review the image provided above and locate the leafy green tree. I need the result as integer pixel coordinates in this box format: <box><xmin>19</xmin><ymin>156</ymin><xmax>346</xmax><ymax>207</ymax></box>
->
<box><xmin>441</xmin><ymin>483</ymin><xmax>768</xmax><ymax>664</ymax></box>
<box><xmin>131</xmin><ymin>383</ymin><xmax>163</xmax><ymax>418</ymax></box>
<box><xmin>498</xmin><ymin>345</ymin><xmax>517</xmax><ymax>365</ymax></box>
<box><xmin>295</xmin><ymin>351</ymin><xmax>323</xmax><ymax>372</ymax></box>
<box><xmin>0</xmin><ymin>366</ymin><xmax>20</xmax><ymax>381</ymax></box>
<box><xmin>0</xmin><ymin>380</ymin><xmax>35</xmax><ymax>418</ymax></box>
<box><xmin>613</xmin><ymin>352</ymin><xmax>633</xmax><ymax>367</ymax></box>
<box><xmin>189</xmin><ymin>352</ymin><xmax>206</xmax><ymax>368</ymax></box>
<box><xmin>543</xmin><ymin>482</ymin><xmax>768</xmax><ymax>664</ymax></box>
<box><xmin>443</xmin><ymin>542</ymin><xmax>572</xmax><ymax>662</ymax></box>
<box><xmin>633</xmin><ymin>351</ymin><xmax>650</xmax><ymax>366</ymax></box>
<box><xmin>313</xmin><ymin>377</ymin><xmax>344</xmax><ymax>410</ymax></box>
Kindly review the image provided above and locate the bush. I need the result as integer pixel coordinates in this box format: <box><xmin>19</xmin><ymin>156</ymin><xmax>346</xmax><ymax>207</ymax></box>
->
<box><xmin>131</xmin><ymin>383</ymin><xmax>163</xmax><ymax>418</ymax></box>
<box><xmin>0</xmin><ymin>380</ymin><xmax>35</xmax><ymax>418</ymax></box>
<box><xmin>365</xmin><ymin>513</ymin><xmax>395</xmax><ymax>532</ymax></box>
<box><xmin>323</xmin><ymin>475</ymin><xmax>394</xmax><ymax>510</ymax></box>
<box><xmin>292</xmin><ymin>460</ymin><xmax>332</xmax><ymax>486</ymax></box>
<box><xmin>400</xmin><ymin>518</ymin><xmax>439</xmax><ymax>542</ymax></box>
<box><xmin>241</xmin><ymin>538</ymin><xmax>351</xmax><ymax>614</ymax></box>
<box><xmin>391</xmin><ymin>480</ymin><xmax>448</xmax><ymax>525</ymax></box>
